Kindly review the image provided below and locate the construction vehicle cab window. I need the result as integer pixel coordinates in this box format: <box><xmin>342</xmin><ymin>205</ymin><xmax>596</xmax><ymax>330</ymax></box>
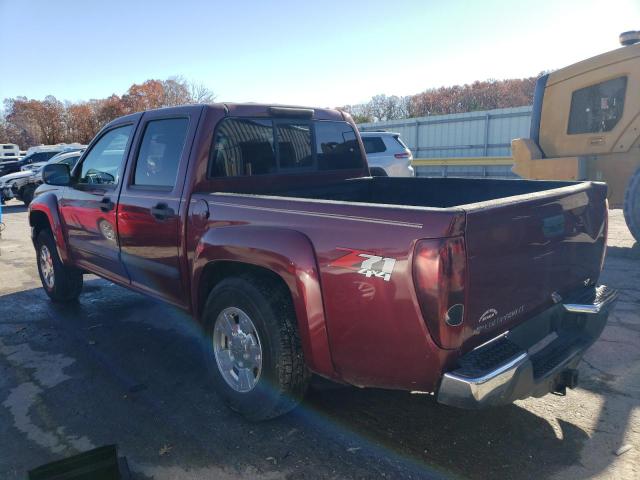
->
<box><xmin>567</xmin><ymin>76</ymin><xmax>627</xmax><ymax>134</ymax></box>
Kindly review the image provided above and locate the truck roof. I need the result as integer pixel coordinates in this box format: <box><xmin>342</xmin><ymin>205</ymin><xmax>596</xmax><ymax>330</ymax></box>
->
<box><xmin>547</xmin><ymin>42</ymin><xmax>640</xmax><ymax>86</ymax></box>
<box><xmin>220</xmin><ymin>103</ymin><xmax>345</xmax><ymax>121</ymax></box>
<box><xmin>105</xmin><ymin>103</ymin><xmax>346</xmax><ymax>125</ymax></box>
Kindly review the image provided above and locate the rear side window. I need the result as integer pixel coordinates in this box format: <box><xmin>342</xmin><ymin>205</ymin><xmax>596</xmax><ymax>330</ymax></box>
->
<box><xmin>393</xmin><ymin>135</ymin><xmax>408</xmax><ymax>149</ymax></box>
<box><xmin>211</xmin><ymin>118</ymin><xmax>276</xmax><ymax>176</ymax></box>
<box><xmin>134</xmin><ymin>118</ymin><xmax>189</xmax><ymax>188</ymax></box>
<box><xmin>362</xmin><ymin>136</ymin><xmax>386</xmax><ymax>154</ymax></box>
<box><xmin>26</xmin><ymin>152</ymin><xmax>58</xmax><ymax>163</ymax></box>
<box><xmin>79</xmin><ymin>125</ymin><xmax>133</xmax><ymax>185</ymax></box>
<box><xmin>210</xmin><ymin>118</ymin><xmax>363</xmax><ymax>177</ymax></box>
<box><xmin>568</xmin><ymin>76</ymin><xmax>627</xmax><ymax>134</ymax></box>
<box><xmin>315</xmin><ymin>121</ymin><xmax>362</xmax><ymax>170</ymax></box>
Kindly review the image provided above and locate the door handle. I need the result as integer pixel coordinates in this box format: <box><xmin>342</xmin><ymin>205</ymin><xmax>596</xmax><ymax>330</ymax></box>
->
<box><xmin>99</xmin><ymin>197</ymin><xmax>115</xmax><ymax>212</ymax></box>
<box><xmin>150</xmin><ymin>203</ymin><xmax>175</xmax><ymax>220</ymax></box>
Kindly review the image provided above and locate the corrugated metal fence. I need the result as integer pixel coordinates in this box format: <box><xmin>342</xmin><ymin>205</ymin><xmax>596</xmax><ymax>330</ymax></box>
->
<box><xmin>358</xmin><ymin>106</ymin><xmax>532</xmax><ymax>178</ymax></box>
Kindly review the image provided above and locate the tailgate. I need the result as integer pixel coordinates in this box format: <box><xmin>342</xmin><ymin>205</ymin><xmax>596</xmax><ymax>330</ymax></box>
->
<box><xmin>461</xmin><ymin>182</ymin><xmax>608</xmax><ymax>350</ymax></box>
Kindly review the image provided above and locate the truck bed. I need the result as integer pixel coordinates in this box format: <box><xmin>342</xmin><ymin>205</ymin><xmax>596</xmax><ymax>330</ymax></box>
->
<box><xmin>199</xmin><ymin>176</ymin><xmax>607</xmax><ymax>388</ymax></box>
<box><xmin>272</xmin><ymin>177</ymin><xmax>577</xmax><ymax>209</ymax></box>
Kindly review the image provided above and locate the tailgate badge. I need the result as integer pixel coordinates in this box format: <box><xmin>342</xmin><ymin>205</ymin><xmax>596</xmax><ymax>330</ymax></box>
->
<box><xmin>479</xmin><ymin>308</ymin><xmax>498</xmax><ymax>324</ymax></box>
<box><xmin>330</xmin><ymin>248</ymin><xmax>396</xmax><ymax>282</ymax></box>
<box><xmin>551</xmin><ymin>291</ymin><xmax>563</xmax><ymax>304</ymax></box>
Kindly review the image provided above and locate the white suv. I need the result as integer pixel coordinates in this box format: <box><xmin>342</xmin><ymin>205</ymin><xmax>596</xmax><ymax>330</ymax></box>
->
<box><xmin>359</xmin><ymin>131</ymin><xmax>414</xmax><ymax>177</ymax></box>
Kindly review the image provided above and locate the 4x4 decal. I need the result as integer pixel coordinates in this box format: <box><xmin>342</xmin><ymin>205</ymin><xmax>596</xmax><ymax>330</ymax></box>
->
<box><xmin>330</xmin><ymin>248</ymin><xmax>396</xmax><ymax>282</ymax></box>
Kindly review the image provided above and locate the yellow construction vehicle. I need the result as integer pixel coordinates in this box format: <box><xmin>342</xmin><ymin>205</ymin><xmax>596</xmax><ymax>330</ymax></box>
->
<box><xmin>513</xmin><ymin>30</ymin><xmax>640</xmax><ymax>241</ymax></box>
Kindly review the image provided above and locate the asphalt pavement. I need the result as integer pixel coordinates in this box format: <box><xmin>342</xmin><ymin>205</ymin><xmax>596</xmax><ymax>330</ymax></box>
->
<box><xmin>0</xmin><ymin>202</ymin><xmax>638</xmax><ymax>479</ymax></box>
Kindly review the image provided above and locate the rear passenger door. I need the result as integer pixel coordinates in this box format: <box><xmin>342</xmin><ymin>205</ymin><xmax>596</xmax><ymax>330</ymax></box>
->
<box><xmin>117</xmin><ymin>108</ymin><xmax>199</xmax><ymax>307</ymax></box>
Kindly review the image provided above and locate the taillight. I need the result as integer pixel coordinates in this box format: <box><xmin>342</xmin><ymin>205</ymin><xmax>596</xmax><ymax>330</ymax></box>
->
<box><xmin>394</xmin><ymin>152</ymin><xmax>410</xmax><ymax>159</ymax></box>
<box><xmin>413</xmin><ymin>237</ymin><xmax>467</xmax><ymax>349</ymax></box>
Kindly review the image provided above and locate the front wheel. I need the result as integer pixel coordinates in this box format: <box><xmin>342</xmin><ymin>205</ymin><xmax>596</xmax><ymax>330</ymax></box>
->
<box><xmin>36</xmin><ymin>230</ymin><xmax>83</xmax><ymax>302</ymax></box>
<box><xmin>624</xmin><ymin>168</ymin><xmax>640</xmax><ymax>242</ymax></box>
<box><xmin>202</xmin><ymin>276</ymin><xmax>310</xmax><ymax>421</ymax></box>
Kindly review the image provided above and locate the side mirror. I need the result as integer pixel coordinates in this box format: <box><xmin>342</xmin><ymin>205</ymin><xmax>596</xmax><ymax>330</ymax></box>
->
<box><xmin>42</xmin><ymin>163</ymin><xmax>71</xmax><ymax>186</ymax></box>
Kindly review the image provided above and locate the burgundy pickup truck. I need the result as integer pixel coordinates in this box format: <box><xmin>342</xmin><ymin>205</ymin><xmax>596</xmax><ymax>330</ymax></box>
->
<box><xmin>30</xmin><ymin>104</ymin><xmax>617</xmax><ymax>420</ymax></box>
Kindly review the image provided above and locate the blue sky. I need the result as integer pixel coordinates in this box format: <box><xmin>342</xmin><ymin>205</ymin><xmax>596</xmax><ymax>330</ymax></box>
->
<box><xmin>1</xmin><ymin>0</ymin><xmax>638</xmax><ymax>107</ymax></box>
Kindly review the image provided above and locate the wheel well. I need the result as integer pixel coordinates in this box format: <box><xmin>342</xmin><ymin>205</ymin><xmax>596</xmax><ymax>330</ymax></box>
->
<box><xmin>197</xmin><ymin>261</ymin><xmax>292</xmax><ymax>319</ymax></box>
<box><xmin>29</xmin><ymin>211</ymin><xmax>51</xmax><ymax>240</ymax></box>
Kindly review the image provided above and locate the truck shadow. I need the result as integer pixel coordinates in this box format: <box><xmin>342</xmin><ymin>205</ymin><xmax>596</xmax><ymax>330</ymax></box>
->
<box><xmin>607</xmin><ymin>242</ymin><xmax>640</xmax><ymax>259</ymax></box>
<box><xmin>0</xmin><ymin>280</ymin><xmax>624</xmax><ymax>480</ymax></box>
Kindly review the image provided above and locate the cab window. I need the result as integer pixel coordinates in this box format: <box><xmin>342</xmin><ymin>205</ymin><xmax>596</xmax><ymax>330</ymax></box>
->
<box><xmin>78</xmin><ymin>125</ymin><xmax>133</xmax><ymax>185</ymax></box>
<box><xmin>133</xmin><ymin>118</ymin><xmax>189</xmax><ymax>188</ymax></box>
<box><xmin>315</xmin><ymin>121</ymin><xmax>363</xmax><ymax>170</ymax></box>
<box><xmin>567</xmin><ymin>76</ymin><xmax>627</xmax><ymax>134</ymax></box>
<box><xmin>275</xmin><ymin>121</ymin><xmax>313</xmax><ymax>170</ymax></box>
<box><xmin>209</xmin><ymin>118</ymin><xmax>363</xmax><ymax>177</ymax></box>
<box><xmin>210</xmin><ymin>119</ymin><xmax>276</xmax><ymax>177</ymax></box>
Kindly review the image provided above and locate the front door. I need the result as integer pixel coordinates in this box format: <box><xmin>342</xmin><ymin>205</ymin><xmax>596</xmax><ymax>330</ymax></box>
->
<box><xmin>117</xmin><ymin>108</ymin><xmax>199</xmax><ymax>307</ymax></box>
<box><xmin>60</xmin><ymin>122</ymin><xmax>137</xmax><ymax>283</ymax></box>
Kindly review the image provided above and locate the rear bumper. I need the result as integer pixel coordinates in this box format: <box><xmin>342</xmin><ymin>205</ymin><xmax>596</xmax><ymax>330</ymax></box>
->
<box><xmin>437</xmin><ymin>285</ymin><xmax>617</xmax><ymax>409</ymax></box>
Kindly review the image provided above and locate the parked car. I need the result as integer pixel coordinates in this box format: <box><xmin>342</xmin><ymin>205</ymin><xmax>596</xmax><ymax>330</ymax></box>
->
<box><xmin>0</xmin><ymin>144</ymin><xmax>84</xmax><ymax>177</ymax></box>
<box><xmin>359</xmin><ymin>131</ymin><xmax>414</xmax><ymax>177</ymax></box>
<box><xmin>1</xmin><ymin>150</ymin><xmax>83</xmax><ymax>205</ymax></box>
<box><xmin>31</xmin><ymin>103</ymin><xmax>616</xmax><ymax>421</ymax></box>
<box><xmin>1</xmin><ymin>150</ymin><xmax>58</xmax><ymax>177</ymax></box>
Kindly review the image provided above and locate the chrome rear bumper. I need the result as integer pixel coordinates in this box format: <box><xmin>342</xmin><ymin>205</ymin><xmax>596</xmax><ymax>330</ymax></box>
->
<box><xmin>437</xmin><ymin>285</ymin><xmax>617</xmax><ymax>409</ymax></box>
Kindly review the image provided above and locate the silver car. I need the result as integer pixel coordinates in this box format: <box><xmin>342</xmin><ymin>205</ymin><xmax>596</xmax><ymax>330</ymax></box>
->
<box><xmin>360</xmin><ymin>131</ymin><xmax>414</xmax><ymax>177</ymax></box>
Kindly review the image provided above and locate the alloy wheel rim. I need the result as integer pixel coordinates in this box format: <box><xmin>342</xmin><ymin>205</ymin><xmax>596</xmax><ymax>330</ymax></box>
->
<box><xmin>39</xmin><ymin>245</ymin><xmax>55</xmax><ymax>289</ymax></box>
<box><xmin>213</xmin><ymin>307</ymin><xmax>263</xmax><ymax>393</ymax></box>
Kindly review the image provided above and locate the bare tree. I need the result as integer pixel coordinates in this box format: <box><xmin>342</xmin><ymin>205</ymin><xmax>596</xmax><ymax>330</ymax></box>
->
<box><xmin>188</xmin><ymin>80</ymin><xmax>216</xmax><ymax>104</ymax></box>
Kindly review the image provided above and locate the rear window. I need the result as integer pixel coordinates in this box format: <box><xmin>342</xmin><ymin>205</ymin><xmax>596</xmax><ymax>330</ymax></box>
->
<box><xmin>210</xmin><ymin>118</ymin><xmax>276</xmax><ymax>177</ymax></box>
<box><xmin>315</xmin><ymin>121</ymin><xmax>362</xmax><ymax>170</ymax></box>
<box><xmin>393</xmin><ymin>135</ymin><xmax>408</xmax><ymax>149</ymax></box>
<box><xmin>568</xmin><ymin>76</ymin><xmax>627</xmax><ymax>134</ymax></box>
<box><xmin>362</xmin><ymin>136</ymin><xmax>386</xmax><ymax>154</ymax></box>
<box><xmin>210</xmin><ymin>118</ymin><xmax>363</xmax><ymax>177</ymax></box>
<box><xmin>276</xmin><ymin>121</ymin><xmax>313</xmax><ymax>170</ymax></box>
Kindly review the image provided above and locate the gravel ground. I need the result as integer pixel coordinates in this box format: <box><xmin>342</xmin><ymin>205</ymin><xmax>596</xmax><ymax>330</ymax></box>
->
<box><xmin>0</xmin><ymin>201</ymin><xmax>638</xmax><ymax>480</ymax></box>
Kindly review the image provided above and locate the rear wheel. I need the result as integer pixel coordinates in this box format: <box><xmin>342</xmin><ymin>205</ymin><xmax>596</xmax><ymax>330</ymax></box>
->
<box><xmin>623</xmin><ymin>167</ymin><xmax>640</xmax><ymax>242</ymax></box>
<box><xmin>202</xmin><ymin>276</ymin><xmax>310</xmax><ymax>421</ymax></box>
<box><xmin>36</xmin><ymin>230</ymin><xmax>83</xmax><ymax>302</ymax></box>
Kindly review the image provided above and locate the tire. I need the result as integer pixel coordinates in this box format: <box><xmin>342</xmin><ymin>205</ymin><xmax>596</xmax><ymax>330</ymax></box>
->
<box><xmin>369</xmin><ymin>166</ymin><xmax>388</xmax><ymax>177</ymax></box>
<box><xmin>21</xmin><ymin>184</ymin><xmax>36</xmax><ymax>207</ymax></box>
<box><xmin>36</xmin><ymin>230</ymin><xmax>83</xmax><ymax>302</ymax></box>
<box><xmin>623</xmin><ymin>167</ymin><xmax>640</xmax><ymax>242</ymax></box>
<box><xmin>202</xmin><ymin>276</ymin><xmax>310</xmax><ymax>421</ymax></box>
